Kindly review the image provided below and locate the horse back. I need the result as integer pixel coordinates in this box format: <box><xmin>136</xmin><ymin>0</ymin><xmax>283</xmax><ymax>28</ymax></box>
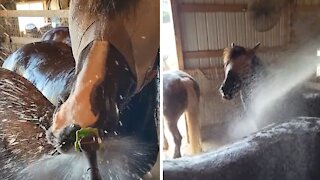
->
<box><xmin>2</xmin><ymin>41</ymin><xmax>75</xmax><ymax>106</ymax></box>
<box><xmin>163</xmin><ymin>70</ymin><xmax>200</xmax><ymax>119</ymax></box>
<box><xmin>41</xmin><ymin>27</ymin><xmax>71</xmax><ymax>46</ymax></box>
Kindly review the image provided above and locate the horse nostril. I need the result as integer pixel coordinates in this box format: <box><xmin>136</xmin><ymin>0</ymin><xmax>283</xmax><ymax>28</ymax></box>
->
<box><xmin>219</xmin><ymin>86</ymin><xmax>227</xmax><ymax>94</ymax></box>
<box><xmin>56</xmin><ymin>124</ymin><xmax>81</xmax><ymax>153</ymax></box>
<box><xmin>222</xmin><ymin>94</ymin><xmax>232</xmax><ymax>100</ymax></box>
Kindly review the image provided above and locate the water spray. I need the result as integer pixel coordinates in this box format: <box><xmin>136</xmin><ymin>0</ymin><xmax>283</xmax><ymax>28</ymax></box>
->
<box><xmin>75</xmin><ymin>127</ymin><xmax>102</xmax><ymax>180</ymax></box>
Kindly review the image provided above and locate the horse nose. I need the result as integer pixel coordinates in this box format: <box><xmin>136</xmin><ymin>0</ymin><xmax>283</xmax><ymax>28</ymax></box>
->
<box><xmin>219</xmin><ymin>85</ymin><xmax>232</xmax><ymax>100</ymax></box>
<box><xmin>219</xmin><ymin>85</ymin><xmax>226</xmax><ymax>94</ymax></box>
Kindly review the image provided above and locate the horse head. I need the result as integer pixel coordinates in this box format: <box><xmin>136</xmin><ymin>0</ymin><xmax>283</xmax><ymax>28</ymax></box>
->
<box><xmin>47</xmin><ymin>0</ymin><xmax>159</xmax><ymax>156</ymax></box>
<box><xmin>219</xmin><ymin>42</ymin><xmax>264</xmax><ymax>106</ymax></box>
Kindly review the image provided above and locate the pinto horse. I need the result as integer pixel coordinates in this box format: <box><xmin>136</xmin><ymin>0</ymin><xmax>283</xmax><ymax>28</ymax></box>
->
<box><xmin>163</xmin><ymin>70</ymin><xmax>202</xmax><ymax>159</ymax></box>
<box><xmin>0</xmin><ymin>0</ymin><xmax>159</xmax><ymax>179</ymax></box>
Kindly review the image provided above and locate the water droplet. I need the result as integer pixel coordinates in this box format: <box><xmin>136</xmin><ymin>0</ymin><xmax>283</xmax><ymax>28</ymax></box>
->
<box><xmin>115</xmin><ymin>60</ymin><xmax>119</xmax><ymax>66</ymax></box>
<box><xmin>141</xmin><ymin>36</ymin><xmax>146</xmax><ymax>39</ymax></box>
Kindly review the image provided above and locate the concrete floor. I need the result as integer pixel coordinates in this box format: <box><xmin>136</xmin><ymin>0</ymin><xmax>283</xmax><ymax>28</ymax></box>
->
<box><xmin>163</xmin><ymin>116</ymin><xmax>237</xmax><ymax>160</ymax></box>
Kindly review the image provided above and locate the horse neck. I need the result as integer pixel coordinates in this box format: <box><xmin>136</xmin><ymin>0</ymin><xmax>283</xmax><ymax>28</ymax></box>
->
<box><xmin>240</xmin><ymin>56</ymin><xmax>267</xmax><ymax>110</ymax></box>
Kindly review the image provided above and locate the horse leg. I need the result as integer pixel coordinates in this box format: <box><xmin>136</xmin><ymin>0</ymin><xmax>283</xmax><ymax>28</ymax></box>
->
<box><xmin>163</xmin><ymin>123</ymin><xmax>169</xmax><ymax>150</ymax></box>
<box><xmin>164</xmin><ymin>117</ymin><xmax>182</xmax><ymax>159</ymax></box>
<box><xmin>183</xmin><ymin>80</ymin><xmax>202</xmax><ymax>155</ymax></box>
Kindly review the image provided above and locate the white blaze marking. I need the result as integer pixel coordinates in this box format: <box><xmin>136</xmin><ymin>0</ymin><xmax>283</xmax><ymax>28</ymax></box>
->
<box><xmin>52</xmin><ymin>41</ymin><xmax>109</xmax><ymax>134</ymax></box>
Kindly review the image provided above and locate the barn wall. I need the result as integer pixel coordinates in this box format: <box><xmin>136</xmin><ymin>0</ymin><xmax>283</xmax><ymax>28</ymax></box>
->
<box><xmin>180</xmin><ymin>0</ymin><xmax>291</xmax><ymax>69</ymax></box>
<box><xmin>173</xmin><ymin>0</ymin><xmax>320</xmax><ymax>129</ymax></box>
<box><xmin>0</xmin><ymin>1</ymin><xmax>69</xmax><ymax>62</ymax></box>
<box><xmin>185</xmin><ymin>68</ymin><xmax>243</xmax><ymax>128</ymax></box>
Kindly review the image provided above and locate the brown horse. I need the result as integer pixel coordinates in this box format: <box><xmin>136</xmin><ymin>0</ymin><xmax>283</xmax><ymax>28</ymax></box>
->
<box><xmin>2</xmin><ymin>41</ymin><xmax>75</xmax><ymax>106</ymax></box>
<box><xmin>163</xmin><ymin>70</ymin><xmax>202</xmax><ymax>159</ymax></box>
<box><xmin>0</xmin><ymin>0</ymin><xmax>159</xmax><ymax>179</ymax></box>
<box><xmin>41</xmin><ymin>26</ymin><xmax>71</xmax><ymax>46</ymax></box>
<box><xmin>219</xmin><ymin>42</ymin><xmax>266</xmax><ymax>109</ymax></box>
<box><xmin>218</xmin><ymin>43</ymin><xmax>320</xmax><ymax>128</ymax></box>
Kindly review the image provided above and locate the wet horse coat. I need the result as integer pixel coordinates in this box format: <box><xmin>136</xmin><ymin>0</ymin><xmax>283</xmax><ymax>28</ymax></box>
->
<box><xmin>2</xmin><ymin>41</ymin><xmax>75</xmax><ymax>106</ymax></box>
<box><xmin>163</xmin><ymin>70</ymin><xmax>202</xmax><ymax>159</ymax></box>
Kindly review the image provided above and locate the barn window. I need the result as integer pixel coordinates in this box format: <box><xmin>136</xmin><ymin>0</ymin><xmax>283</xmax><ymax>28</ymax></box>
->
<box><xmin>16</xmin><ymin>2</ymin><xmax>46</xmax><ymax>34</ymax></box>
<box><xmin>162</xmin><ymin>0</ymin><xmax>179</xmax><ymax>71</ymax></box>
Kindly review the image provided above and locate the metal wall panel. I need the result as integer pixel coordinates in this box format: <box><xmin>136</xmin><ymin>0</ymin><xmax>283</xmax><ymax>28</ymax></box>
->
<box><xmin>180</xmin><ymin>0</ymin><xmax>292</xmax><ymax>69</ymax></box>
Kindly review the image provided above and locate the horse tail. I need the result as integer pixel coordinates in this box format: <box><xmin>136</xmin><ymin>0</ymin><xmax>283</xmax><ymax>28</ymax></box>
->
<box><xmin>182</xmin><ymin>77</ymin><xmax>202</xmax><ymax>154</ymax></box>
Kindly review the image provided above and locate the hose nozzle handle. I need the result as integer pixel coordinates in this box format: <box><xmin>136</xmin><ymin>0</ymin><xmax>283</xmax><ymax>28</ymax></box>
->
<box><xmin>75</xmin><ymin>128</ymin><xmax>102</xmax><ymax>180</ymax></box>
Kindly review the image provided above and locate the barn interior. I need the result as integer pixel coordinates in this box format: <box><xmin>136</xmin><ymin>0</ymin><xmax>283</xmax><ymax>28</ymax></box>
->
<box><xmin>163</xmin><ymin>0</ymin><xmax>320</xmax><ymax>179</ymax></box>
<box><xmin>0</xmin><ymin>0</ymin><xmax>160</xmax><ymax>180</ymax></box>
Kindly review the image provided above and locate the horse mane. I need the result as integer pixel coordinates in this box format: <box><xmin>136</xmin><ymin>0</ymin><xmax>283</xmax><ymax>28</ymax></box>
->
<box><xmin>87</xmin><ymin>0</ymin><xmax>139</xmax><ymax>18</ymax></box>
<box><xmin>223</xmin><ymin>45</ymin><xmax>246</xmax><ymax>66</ymax></box>
<box><xmin>223</xmin><ymin>44</ymin><xmax>267</xmax><ymax>76</ymax></box>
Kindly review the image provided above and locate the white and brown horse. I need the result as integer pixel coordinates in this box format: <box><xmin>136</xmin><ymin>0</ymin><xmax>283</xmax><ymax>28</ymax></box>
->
<box><xmin>163</xmin><ymin>70</ymin><xmax>202</xmax><ymax>159</ymax></box>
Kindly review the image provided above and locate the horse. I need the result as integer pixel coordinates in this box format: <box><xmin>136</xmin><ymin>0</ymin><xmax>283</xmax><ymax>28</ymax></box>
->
<box><xmin>163</xmin><ymin>70</ymin><xmax>202</xmax><ymax>159</ymax></box>
<box><xmin>218</xmin><ymin>43</ymin><xmax>320</xmax><ymax>127</ymax></box>
<box><xmin>0</xmin><ymin>0</ymin><xmax>159</xmax><ymax>179</ymax></box>
<box><xmin>41</xmin><ymin>26</ymin><xmax>71</xmax><ymax>46</ymax></box>
<box><xmin>2</xmin><ymin>41</ymin><xmax>75</xmax><ymax>106</ymax></box>
<box><xmin>219</xmin><ymin>42</ymin><xmax>266</xmax><ymax>110</ymax></box>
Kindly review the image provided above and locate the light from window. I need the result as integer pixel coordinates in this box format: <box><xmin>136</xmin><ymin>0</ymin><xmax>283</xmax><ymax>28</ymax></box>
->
<box><xmin>16</xmin><ymin>2</ymin><xmax>45</xmax><ymax>34</ymax></box>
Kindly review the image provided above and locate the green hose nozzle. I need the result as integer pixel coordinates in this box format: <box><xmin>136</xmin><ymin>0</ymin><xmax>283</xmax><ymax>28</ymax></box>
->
<box><xmin>74</xmin><ymin>127</ymin><xmax>100</xmax><ymax>151</ymax></box>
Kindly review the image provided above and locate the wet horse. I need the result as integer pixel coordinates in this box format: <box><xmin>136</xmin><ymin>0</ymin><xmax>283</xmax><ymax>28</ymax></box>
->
<box><xmin>219</xmin><ymin>43</ymin><xmax>320</xmax><ymax>126</ymax></box>
<box><xmin>219</xmin><ymin>42</ymin><xmax>266</xmax><ymax>110</ymax></box>
<box><xmin>41</xmin><ymin>26</ymin><xmax>71</xmax><ymax>46</ymax></box>
<box><xmin>163</xmin><ymin>70</ymin><xmax>202</xmax><ymax>159</ymax></box>
<box><xmin>2</xmin><ymin>41</ymin><xmax>75</xmax><ymax>106</ymax></box>
<box><xmin>0</xmin><ymin>0</ymin><xmax>159</xmax><ymax>179</ymax></box>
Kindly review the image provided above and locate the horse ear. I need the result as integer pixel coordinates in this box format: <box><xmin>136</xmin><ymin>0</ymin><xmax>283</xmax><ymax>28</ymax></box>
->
<box><xmin>253</xmin><ymin>42</ymin><xmax>261</xmax><ymax>51</ymax></box>
<box><xmin>231</xmin><ymin>42</ymin><xmax>235</xmax><ymax>47</ymax></box>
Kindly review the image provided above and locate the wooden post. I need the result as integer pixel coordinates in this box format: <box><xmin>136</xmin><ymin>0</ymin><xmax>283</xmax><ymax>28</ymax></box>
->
<box><xmin>170</xmin><ymin>0</ymin><xmax>185</xmax><ymax>70</ymax></box>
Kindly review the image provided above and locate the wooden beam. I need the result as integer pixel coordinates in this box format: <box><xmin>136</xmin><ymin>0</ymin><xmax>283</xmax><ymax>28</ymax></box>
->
<box><xmin>184</xmin><ymin>50</ymin><xmax>223</xmax><ymax>59</ymax></box>
<box><xmin>179</xmin><ymin>3</ymin><xmax>320</xmax><ymax>13</ymax></box>
<box><xmin>297</xmin><ymin>5</ymin><xmax>320</xmax><ymax>11</ymax></box>
<box><xmin>170</xmin><ymin>0</ymin><xmax>185</xmax><ymax>70</ymax></box>
<box><xmin>184</xmin><ymin>46</ymin><xmax>289</xmax><ymax>59</ymax></box>
<box><xmin>0</xmin><ymin>10</ymin><xmax>68</xmax><ymax>18</ymax></box>
<box><xmin>180</xmin><ymin>3</ymin><xmax>247</xmax><ymax>12</ymax></box>
<box><xmin>10</xmin><ymin>36</ymin><xmax>41</xmax><ymax>44</ymax></box>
